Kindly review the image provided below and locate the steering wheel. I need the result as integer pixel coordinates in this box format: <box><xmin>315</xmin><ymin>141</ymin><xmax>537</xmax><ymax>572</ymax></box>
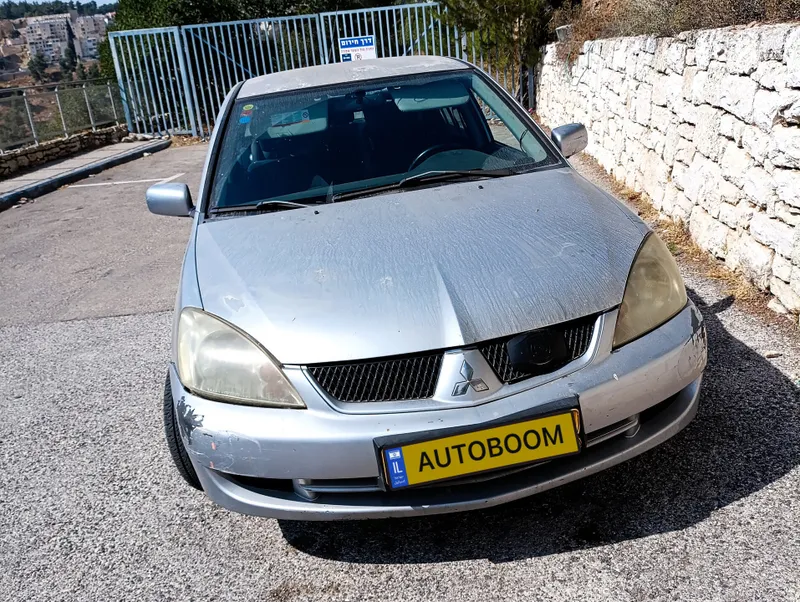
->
<box><xmin>407</xmin><ymin>143</ymin><xmax>464</xmax><ymax>171</ymax></box>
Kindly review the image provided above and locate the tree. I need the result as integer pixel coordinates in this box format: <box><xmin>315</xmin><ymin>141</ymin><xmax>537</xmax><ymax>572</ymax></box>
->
<box><xmin>76</xmin><ymin>61</ymin><xmax>87</xmax><ymax>80</ymax></box>
<box><xmin>28</xmin><ymin>53</ymin><xmax>48</xmax><ymax>82</ymax></box>
<box><xmin>86</xmin><ymin>62</ymin><xmax>101</xmax><ymax>79</ymax></box>
<box><xmin>441</xmin><ymin>0</ymin><xmax>563</xmax><ymax>67</ymax></box>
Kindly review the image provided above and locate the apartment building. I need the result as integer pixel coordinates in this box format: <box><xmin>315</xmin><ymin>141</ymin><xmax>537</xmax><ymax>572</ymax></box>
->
<box><xmin>73</xmin><ymin>14</ymin><xmax>107</xmax><ymax>60</ymax></box>
<box><xmin>25</xmin><ymin>13</ymin><xmax>70</xmax><ymax>63</ymax></box>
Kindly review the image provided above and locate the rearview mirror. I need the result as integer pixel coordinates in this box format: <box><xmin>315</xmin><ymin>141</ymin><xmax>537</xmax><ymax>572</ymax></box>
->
<box><xmin>146</xmin><ymin>183</ymin><xmax>194</xmax><ymax>217</ymax></box>
<box><xmin>551</xmin><ymin>123</ymin><xmax>588</xmax><ymax>158</ymax></box>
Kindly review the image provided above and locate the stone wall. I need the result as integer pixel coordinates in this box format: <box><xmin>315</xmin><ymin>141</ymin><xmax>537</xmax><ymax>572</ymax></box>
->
<box><xmin>537</xmin><ymin>23</ymin><xmax>800</xmax><ymax>320</ymax></box>
<box><xmin>0</xmin><ymin>126</ymin><xmax>128</xmax><ymax>179</ymax></box>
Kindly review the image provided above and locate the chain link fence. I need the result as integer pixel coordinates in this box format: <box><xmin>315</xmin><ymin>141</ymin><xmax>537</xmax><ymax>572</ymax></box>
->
<box><xmin>0</xmin><ymin>79</ymin><xmax>123</xmax><ymax>152</ymax></box>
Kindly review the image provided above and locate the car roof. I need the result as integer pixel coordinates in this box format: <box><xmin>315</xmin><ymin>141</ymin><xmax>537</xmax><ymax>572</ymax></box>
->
<box><xmin>237</xmin><ymin>56</ymin><xmax>470</xmax><ymax>99</ymax></box>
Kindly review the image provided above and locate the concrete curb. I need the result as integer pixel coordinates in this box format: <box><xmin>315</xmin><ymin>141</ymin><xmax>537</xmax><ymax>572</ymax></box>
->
<box><xmin>0</xmin><ymin>139</ymin><xmax>172</xmax><ymax>213</ymax></box>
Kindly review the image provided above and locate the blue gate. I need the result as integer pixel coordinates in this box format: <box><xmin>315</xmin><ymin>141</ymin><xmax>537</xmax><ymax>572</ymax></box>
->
<box><xmin>109</xmin><ymin>3</ymin><xmax>528</xmax><ymax>138</ymax></box>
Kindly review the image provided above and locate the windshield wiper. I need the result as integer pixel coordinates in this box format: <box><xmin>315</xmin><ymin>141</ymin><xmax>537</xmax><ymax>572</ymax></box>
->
<box><xmin>209</xmin><ymin>199</ymin><xmax>310</xmax><ymax>215</ymax></box>
<box><xmin>331</xmin><ymin>168</ymin><xmax>515</xmax><ymax>203</ymax></box>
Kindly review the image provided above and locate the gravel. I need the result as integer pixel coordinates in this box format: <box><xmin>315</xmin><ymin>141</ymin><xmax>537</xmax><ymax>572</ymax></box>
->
<box><xmin>1</xmin><ymin>146</ymin><xmax>798</xmax><ymax>602</ymax></box>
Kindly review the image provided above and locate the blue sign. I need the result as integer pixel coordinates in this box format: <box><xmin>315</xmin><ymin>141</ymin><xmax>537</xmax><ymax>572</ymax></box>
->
<box><xmin>338</xmin><ymin>35</ymin><xmax>377</xmax><ymax>62</ymax></box>
<box><xmin>383</xmin><ymin>447</ymin><xmax>409</xmax><ymax>488</ymax></box>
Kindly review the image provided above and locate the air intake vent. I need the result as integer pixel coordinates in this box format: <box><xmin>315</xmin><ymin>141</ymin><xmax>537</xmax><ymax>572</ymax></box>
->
<box><xmin>308</xmin><ymin>352</ymin><xmax>443</xmax><ymax>403</ymax></box>
<box><xmin>478</xmin><ymin>314</ymin><xmax>598</xmax><ymax>384</ymax></box>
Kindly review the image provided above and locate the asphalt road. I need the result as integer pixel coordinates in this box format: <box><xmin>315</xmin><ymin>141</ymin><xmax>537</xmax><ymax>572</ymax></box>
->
<box><xmin>1</xmin><ymin>145</ymin><xmax>799</xmax><ymax>602</ymax></box>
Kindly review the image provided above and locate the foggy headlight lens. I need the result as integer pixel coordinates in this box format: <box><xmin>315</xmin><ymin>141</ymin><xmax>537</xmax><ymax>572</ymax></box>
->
<box><xmin>613</xmin><ymin>234</ymin><xmax>687</xmax><ymax>348</ymax></box>
<box><xmin>176</xmin><ymin>308</ymin><xmax>305</xmax><ymax>408</ymax></box>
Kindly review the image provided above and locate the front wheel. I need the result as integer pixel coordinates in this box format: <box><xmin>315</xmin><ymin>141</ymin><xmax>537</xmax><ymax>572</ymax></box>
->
<box><xmin>163</xmin><ymin>372</ymin><xmax>202</xmax><ymax>490</ymax></box>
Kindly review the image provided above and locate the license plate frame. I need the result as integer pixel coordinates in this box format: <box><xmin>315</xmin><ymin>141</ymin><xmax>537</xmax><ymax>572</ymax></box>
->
<box><xmin>375</xmin><ymin>399</ymin><xmax>583</xmax><ymax>491</ymax></box>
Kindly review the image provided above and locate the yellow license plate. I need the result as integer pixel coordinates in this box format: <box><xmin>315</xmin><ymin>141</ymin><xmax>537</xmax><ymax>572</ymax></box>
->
<box><xmin>382</xmin><ymin>411</ymin><xmax>581</xmax><ymax>489</ymax></box>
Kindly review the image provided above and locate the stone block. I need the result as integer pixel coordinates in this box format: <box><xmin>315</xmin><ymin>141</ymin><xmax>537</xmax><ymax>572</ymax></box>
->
<box><xmin>651</xmin><ymin>105</ymin><xmax>673</xmax><ymax>133</ymax></box>
<box><xmin>684</xmin><ymin>154</ymin><xmax>724</xmax><ymax>216</ymax></box>
<box><xmin>672</xmin><ymin>191</ymin><xmax>694</xmax><ymax>222</ymax></box>
<box><xmin>661</xmin><ymin>182</ymin><xmax>679</xmax><ymax>213</ymax></box>
<box><xmin>726</xmin><ymin>29</ymin><xmax>760</xmax><ymax>75</ymax></box>
<box><xmin>675</xmin><ymin>137</ymin><xmax>696</xmax><ymax>165</ymax></box>
<box><xmin>759</xmin><ymin>24</ymin><xmax>791</xmax><ymax>61</ymax></box>
<box><xmin>786</xmin><ymin>28</ymin><xmax>800</xmax><ymax>88</ymax></box>
<box><xmin>752</xmin><ymin>89</ymin><xmax>800</xmax><ymax>132</ymax></box>
<box><xmin>666</xmin><ymin>41</ymin><xmax>687</xmax><ymax>74</ymax></box>
<box><xmin>681</xmin><ymin>67</ymin><xmax>697</xmax><ymax>101</ymax></box>
<box><xmin>612</xmin><ymin>40</ymin><xmax>628</xmax><ymax>72</ymax></box>
<box><xmin>742</xmin><ymin>165</ymin><xmax>778</xmax><ymax>208</ymax></box>
<box><xmin>720</xmin><ymin>142</ymin><xmax>752</xmax><ymax>187</ymax></box>
<box><xmin>690</xmin><ymin>205</ymin><xmax>731</xmax><ymax>257</ymax></box>
<box><xmin>718</xmin><ymin>74</ymin><xmax>758</xmax><ymax>121</ymax></box>
<box><xmin>641</xmin><ymin>150</ymin><xmax>670</xmax><ymax>200</ymax></box>
<box><xmin>719</xmin><ymin>113</ymin><xmax>745</xmax><ymax>144</ymax></box>
<box><xmin>674</xmin><ymin>98</ymin><xmax>697</xmax><ymax>124</ymax></box>
<box><xmin>736</xmin><ymin>199</ymin><xmax>756</xmax><ymax>228</ymax></box>
<box><xmin>718</xmin><ymin>202</ymin><xmax>739</xmax><ymax>228</ymax></box>
<box><xmin>775</xmin><ymin>201</ymin><xmax>800</xmax><ymax>226</ymax></box>
<box><xmin>663</xmin><ymin>125</ymin><xmax>680</xmax><ymax>164</ymax></box>
<box><xmin>773</xmin><ymin>253</ymin><xmax>793</xmax><ymax>281</ymax></box>
<box><xmin>742</xmin><ymin>125</ymin><xmax>773</xmax><ymax>164</ymax></box>
<box><xmin>770</xmin><ymin>168</ymin><xmax>800</xmax><ymax>209</ymax></box>
<box><xmin>695</xmin><ymin>31</ymin><xmax>715</xmax><ymax>69</ymax></box>
<box><xmin>769</xmin><ymin>126</ymin><xmax>800</xmax><ymax>169</ymax></box>
<box><xmin>770</xmin><ymin>277</ymin><xmax>800</xmax><ymax>312</ymax></box>
<box><xmin>751</xmin><ymin>61</ymin><xmax>788</xmax><ymax>90</ymax></box>
<box><xmin>726</xmin><ymin>232</ymin><xmax>774</xmax><ymax>289</ymax></box>
<box><xmin>631</xmin><ymin>82</ymin><xmax>652</xmax><ymax>125</ymax></box>
<box><xmin>672</xmin><ymin>161</ymin><xmax>689</xmax><ymax>190</ymax></box>
<box><xmin>678</xmin><ymin>123</ymin><xmax>695</xmax><ymax>140</ymax></box>
<box><xmin>634</xmin><ymin>51</ymin><xmax>655</xmax><ymax>82</ymax></box>
<box><xmin>694</xmin><ymin>105</ymin><xmax>724</xmax><ymax>160</ymax></box>
<box><xmin>750</xmin><ymin>212</ymin><xmax>795</xmax><ymax>257</ymax></box>
<box><xmin>691</xmin><ymin>63</ymin><xmax>717</xmax><ymax>105</ymax></box>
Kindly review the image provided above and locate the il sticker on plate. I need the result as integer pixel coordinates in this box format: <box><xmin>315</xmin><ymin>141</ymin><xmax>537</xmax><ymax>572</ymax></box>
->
<box><xmin>383</xmin><ymin>447</ymin><xmax>409</xmax><ymax>488</ymax></box>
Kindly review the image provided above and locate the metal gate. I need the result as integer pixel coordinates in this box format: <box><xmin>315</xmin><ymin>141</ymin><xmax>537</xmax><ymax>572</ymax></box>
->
<box><xmin>109</xmin><ymin>2</ymin><xmax>528</xmax><ymax>138</ymax></box>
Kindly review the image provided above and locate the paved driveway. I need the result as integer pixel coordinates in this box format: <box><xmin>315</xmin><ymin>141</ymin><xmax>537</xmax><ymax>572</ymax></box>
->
<box><xmin>1</xmin><ymin>145</ymin><xmax>798</xmax><ymax>601</ymax></box>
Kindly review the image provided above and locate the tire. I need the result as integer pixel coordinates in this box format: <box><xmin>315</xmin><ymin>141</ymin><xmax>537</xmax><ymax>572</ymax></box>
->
<box><xmin>163</xmin><ymin>371</ymin><xmax>202</xmax><ymax>490</ymax></box>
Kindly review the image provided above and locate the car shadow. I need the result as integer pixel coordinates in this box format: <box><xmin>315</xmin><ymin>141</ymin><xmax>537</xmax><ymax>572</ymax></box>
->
<box><xmin>278</xmin><ymin>290</ymin><xmax>800</xmax><ymax>563</ymax></box>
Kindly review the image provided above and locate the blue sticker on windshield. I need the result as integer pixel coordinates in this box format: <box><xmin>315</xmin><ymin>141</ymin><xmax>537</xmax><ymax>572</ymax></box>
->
<box><xmin>239</xmin><ymin>116</ymin><xmax>251</xmax><ymax>124</ymax></box>
<box><xmin>384</xmin><ymin>447</ymin><xmax>409</xmax><ymax>488</ymax></box>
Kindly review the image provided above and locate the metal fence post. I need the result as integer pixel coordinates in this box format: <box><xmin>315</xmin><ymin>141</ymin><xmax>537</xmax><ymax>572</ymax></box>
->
<box><xmin>82</xmin><ymin>83</ymin><xmax>97</xmax><ymax>131</ymax></box>
<box><xmin>54</xmin><ymin>86</ymin><xmax>69</xmax><ymax>137</ymax></box>
<box><xmin>22</xmin><ymin>90</ymin><xmax>38</xmax><ymax>145</ymax></box>
<box><xmin>107</xmin><ymin>80</ymin><xmax>119</xmax><ymax>124</ymax></box>
<box><xmin>109</xmin><ymin>34</ymin><xmax>133</xmax><ymax>131</ymax></box>
<box><xmin>317</xmin><ymin>14</ymin><xmax>328</xmax><ymax>65</ymax></box>
<box><xmin>461</xmin><ymin>32</ymin><xmax>467</xmax><ymax>61</ymax></box>
<box><xmin>174</xmin><ymin>27</ymin><xmax>199</xmax><ymax>137</ymax></box>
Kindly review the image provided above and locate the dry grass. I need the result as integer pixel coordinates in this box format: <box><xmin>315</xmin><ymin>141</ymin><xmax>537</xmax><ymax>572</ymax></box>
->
<box><xmin>553</xmin><ymin>0</ymin><xmax>800</xmax><ymax>64</ymax></box>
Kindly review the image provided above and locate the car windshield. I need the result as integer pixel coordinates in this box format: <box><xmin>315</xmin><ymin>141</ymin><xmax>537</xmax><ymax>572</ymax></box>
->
<box><xmin>209</xmin><ymin>70</ymin><xmax>562</xmax><ymax>210</ymax></box>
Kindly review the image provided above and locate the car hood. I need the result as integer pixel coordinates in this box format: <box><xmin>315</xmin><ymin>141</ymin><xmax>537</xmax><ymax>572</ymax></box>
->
<box><xmin>194</xmin><ymin>168</ymin><xmax>648</xmax><ymax>364</ymax></box>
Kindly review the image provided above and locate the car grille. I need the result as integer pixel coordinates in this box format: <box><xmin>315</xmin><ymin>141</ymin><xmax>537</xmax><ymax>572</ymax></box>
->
<box><xmin>478</xmin><ymin>314</ymin><xmax>598</xmax><ymax>383</ymax></box>
<box><xmin>307</xmin><ymin>352</ymin><xmax>443</xmax><ymax>403</ymax></box>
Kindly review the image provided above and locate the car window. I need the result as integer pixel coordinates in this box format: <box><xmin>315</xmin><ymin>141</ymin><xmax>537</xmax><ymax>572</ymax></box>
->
<box><xmin>208</xmin><ymin>71</ymin><xmax>561</xmax><ymax>210</ymax></box>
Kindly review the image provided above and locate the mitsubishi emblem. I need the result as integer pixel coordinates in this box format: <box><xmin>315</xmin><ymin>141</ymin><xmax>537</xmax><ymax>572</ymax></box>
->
<box><xmin>452</xmin><ymin>360</ymin><xmax>490</xmax><ymax>396</ymax></box>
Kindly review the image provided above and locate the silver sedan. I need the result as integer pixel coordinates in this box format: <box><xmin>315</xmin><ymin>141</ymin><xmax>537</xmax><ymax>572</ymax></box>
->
<box><xmin>147</xmin><ymin>56</ymin><xmax>707</xmax><ymax>520</ymax></box>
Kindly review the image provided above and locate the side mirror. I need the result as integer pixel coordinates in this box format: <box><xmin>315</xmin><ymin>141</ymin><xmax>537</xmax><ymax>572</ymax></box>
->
<box><xmin>551</xmin><ymin>123</ymin><xmax>588</xmax><ymax>158</ymax></box>
<box><xmin>146</xmin><ymin>183</ymin><xmax>194</xmax><ymax>217</ymax></box>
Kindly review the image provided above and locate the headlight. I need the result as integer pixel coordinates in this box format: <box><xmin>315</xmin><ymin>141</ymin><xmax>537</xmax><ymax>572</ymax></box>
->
<box><xmin>613</xmin><ymin>233</ymin><xmax>687</xmax><ymax>348</ymax></box>
<box><xmin>176</xmin><ymin>308</ymin><xmax>305</xmax><ymax>408</ymax></box>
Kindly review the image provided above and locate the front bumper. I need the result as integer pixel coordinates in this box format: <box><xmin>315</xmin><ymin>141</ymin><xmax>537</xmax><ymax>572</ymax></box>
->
<box><xmin>170</xmin><ymin>302</ymin><xmax>707</xmax><ymax>520</ymax></box>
